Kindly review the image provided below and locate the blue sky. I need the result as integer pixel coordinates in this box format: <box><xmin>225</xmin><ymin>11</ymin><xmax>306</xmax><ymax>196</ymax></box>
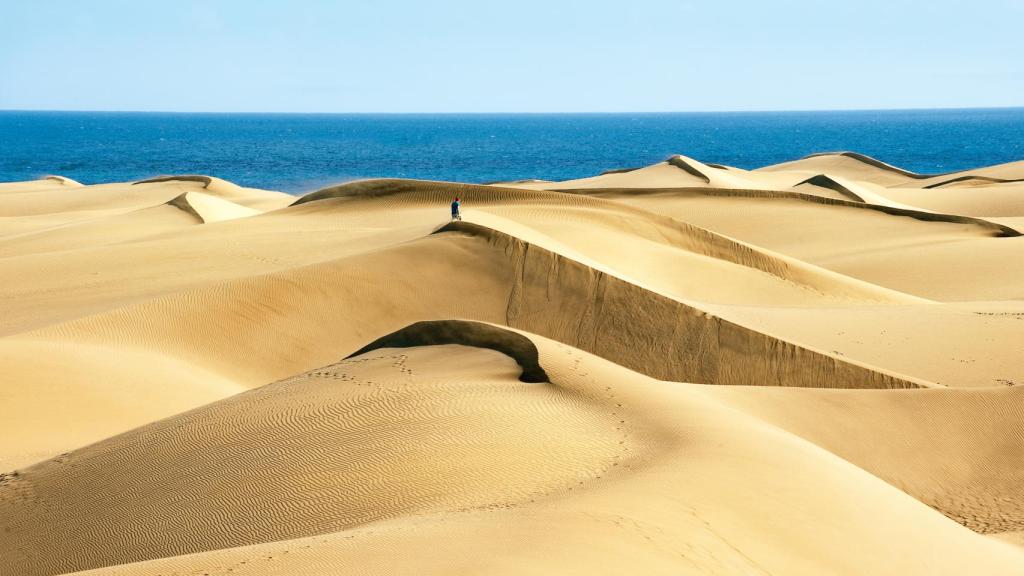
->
<box><xmin>1</xmin><ymin>0</ymin><xmax>1022</xmax><ymax>113</ymax></box>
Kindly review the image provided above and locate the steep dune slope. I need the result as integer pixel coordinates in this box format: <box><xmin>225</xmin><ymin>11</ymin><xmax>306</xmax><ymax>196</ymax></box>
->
<box><xmin>166</xmin><ymin>191</ymin><xmax>262</xmax><ymax>222</ymax></box>
<box><xmin>287</xmin><ymin>181</ymin><xmax>1021</xmax><ymax>387</ymax></box>
<box><xmin>0</xmin><ymin>215</ymin><xmax>931</xmax><ymax>470</ymax></box>
<box><xmin>299</xmin><ymin>179</ymin><xmax>925</xmax><ymax>305</ymax></box>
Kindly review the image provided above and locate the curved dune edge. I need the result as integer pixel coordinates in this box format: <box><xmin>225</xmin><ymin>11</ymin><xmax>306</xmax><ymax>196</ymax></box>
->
<box><xmin>435</xmin><ymin>220</ymin><xmax>930</xmax><ymax>389</ymax></box>
<box><xmin>347</xmin><ymin>320</ymin><xmax>548</xmax><ymax>382</ymax></box>
<box><xmin>165</xmin><ymin>192</ymin><xmax>261</xmax><ymax>224</ymax></box>
<box><xmin>923</xmin><ymin>175</ymin><xmax>1024</xmax><ymax>189</ymax></box>
<box><xmin>792</xmin><ymin>173</ymin><xmax>927</xmax><ymax>210</ymax></box>
<box><xmin>802</xmin><ymin>151</ymin><xmax>943</xmax><ymax>179</ymax></box>
<box><xmin>7</xmin><ymin>333</ymin><xmax>1021</xmax><ymax>576</ymax></box>
<box><xmin>133</xmin><ymin>174</ymin><xmax>247</xmax><ymax>199</ymax></box>
<box><xmin>288</xmin><ymin>178</ymin><xmax>970</xmax><ymax>295</ymax></box>
<box><xmin>134</xmin><ymin>174</ymin><xmax>214</xmax><ymax>188</ymax></box>
<box><xmin>598</xmin><ymin>166</ymin><xmax>642</xmax><ymax>175</ymax></box>
<box><xmin>567</xmin><ymin>185</ymin><xmax>1024</xmax><ymax>237</ymax></box>
<box><xmin>290</xmin><ymin>177</ymin><xmax>479</xmax><ymax>206</ymax></box>
<box><xmin>129</xmin><ymin>175</ymin><xmax>294</xmax><ymax>212</ymax></box>
<box><xmin>0</xmin><ymin>338</ymin><xmax>635</xmax><ymax>576</ymax></box>
<box><xmin>41</xmin><ymin>175</ymin><xmax>83</xmax><ymax>187</ymax></box>
<box><xmin>666</xmin><ymin>154</ymin><xmax>712</xmax><ymax>183</ymax></box>
<box><xmin>795</xmin><ymin>173</ymin><xmax>868</xmax><ymax>202</ymax></box>
<box><xmin>164</xmin><ymin>192</ymin><xmax>206</xmax><ymax>222</ymax></box>
<box><xmin>0</xmin><ymin>203</ymin><xmax>952</xmax><ymax>475</ymax></box>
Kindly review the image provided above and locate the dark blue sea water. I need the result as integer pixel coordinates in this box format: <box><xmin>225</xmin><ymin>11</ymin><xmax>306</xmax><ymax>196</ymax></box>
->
<box><xmin>1</xmin><ymin>109</ymin><xmax>1022</xmax><ymax>194</ymax></box>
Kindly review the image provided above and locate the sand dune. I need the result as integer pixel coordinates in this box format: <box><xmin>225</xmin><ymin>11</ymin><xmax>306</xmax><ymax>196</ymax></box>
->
<box><xmin>0</xmin><ymin>176</ymin><xmax>290</xmax><ymax>219</ymax></box>
<box><xmin>0</xmin><ymin>176</ymin><xmax>81</xmax><ymax>194</ymax></box>
<box><xmin>1</xmin><ymin>151</ymin><xmax>1023</xmax><ymax>575</ymax></box>
<box><xmin>3</xmin><ymin>329</ymin><xmax>1021</xmax><ymax>576</ymax></box>
<box><xmin>794</xmin><ymin>173</ymin><xmax>868</xmax><ymax>201</ymax></box>
<box><xmin>874</xmin><ymin>181</ymin><xmax>1024</xmax><ymax>217</ymax></box>
<box><xmin>701</xmin><ymin>383</ymin><xmax>1024</xmax><ymax>536</ymax></box>
<box><xmin>923</xmin><ymin>174</ymin><xmax>1024</xmax><ymax>188</ymax></box>
<box><xmin>42</xmin><ymin>175</ymin><xmax>83</xmax><ymax>187</ymax></box>
<box><xmin>756</xmin><ymin>151</ymin><xmax>940</xmax><ymax>186</ymax></box>
<box><xmin>166</xmin><ymin>191</ymin><xmax>262</xmax><ymax>222</ymax></box>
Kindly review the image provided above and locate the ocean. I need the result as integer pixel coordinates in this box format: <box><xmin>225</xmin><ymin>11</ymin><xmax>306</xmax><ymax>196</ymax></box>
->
<box><xmin>1</xmin><ymin>108</ymin><xmax>1022</xmax><ymax>194</ymax></box>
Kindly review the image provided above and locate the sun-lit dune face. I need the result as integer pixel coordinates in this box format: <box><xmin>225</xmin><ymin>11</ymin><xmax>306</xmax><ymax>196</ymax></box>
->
<box><xmin>1</xmin><ymin>153</ymin><xmax>1023</xmax><ymax>575</ymax></box>
<box><xmin>5</xmin><ymin>334</ymin><xmax>1021</xmax><ymax>576</ymax></box>
<box><xmin>0</xmin><ymin>342</ymin><xmax>639</xmax><ymax>576</ymax></box>
<box><xmin>700</xmin><ymin>384</ymin><xmax>1024</xmax><ymax>538</ymax></box>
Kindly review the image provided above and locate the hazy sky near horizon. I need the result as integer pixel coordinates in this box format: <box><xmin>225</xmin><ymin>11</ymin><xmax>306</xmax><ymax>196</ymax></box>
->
<box><xmin>1</xmin><ymin>0</ymin><xmax>1022</xmax><ymax>113</ymax></box>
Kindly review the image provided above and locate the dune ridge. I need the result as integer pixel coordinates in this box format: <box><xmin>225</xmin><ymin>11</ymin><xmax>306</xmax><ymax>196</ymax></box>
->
<box><xmin>3</xmin><ymin>329</ymin><xmax>1021</xmax><ymax>576</ymax></box>
<box><xmin>0</xmin><ymin>330</ymin><xmax>635</xmax><ymax>576</ymax></box>
<box><xmin>166</xmin><ymin>191</ymin><xmax>261</xmax><ymax>223</ymax></box>
<box><xmin>794</xmin><ymin>173</ymin><xmax>868</xmax><ymax>202</ymax></box>
<box><xmin>801</xmin><ymin>151</ymin><xmax>939</xmax><ymax>179</ymax></box>
<box><xmin>348</xmin><ymin>319</ymin><xmax>549</xmax><ymax>382</ymax></box>
<box><xmin>437</xmin><ymin>220</ymin><xmax>927</xmax><ymax>388</ymax></box>
<box><xmin>134</xmin><ymin>174</ymin><xmax>214</xmax><ymax>188</ymax></box>
<box><xmin>666</xmin><ymin>154</ymin><xmax>713</xmax><ymax>183</ymax></box>
<box><xmin>923</xmin><ymin>174</ymin><xmax>1024</xmax><ymax>188</ymax></box>
<box><xmin>42</xmin><ymin>175</ymin><xmax>83</xmax><ymax>186</ymax></box>
<box><xmin>1</xmin><ymin>149</ymin><xmax>1023</xmax><ymax>575</ymax></box>
<box><xmin>563</xmin><ymin>185</ymin><xmax>1023</xmax><ymax>236</ymax></box>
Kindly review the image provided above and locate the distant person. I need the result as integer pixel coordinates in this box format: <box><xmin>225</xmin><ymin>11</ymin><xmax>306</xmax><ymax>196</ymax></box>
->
<box><xmin>451</xmin><ymin>197</ymin><xmax>462</xmax><ymax>221</ymax></box>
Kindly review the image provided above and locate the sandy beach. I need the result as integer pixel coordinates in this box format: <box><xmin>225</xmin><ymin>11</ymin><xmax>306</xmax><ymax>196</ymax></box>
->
<box><xmin>1</xmin><ymin>152</ymin><xmax>1023</xmax><ymax>575</ymax></box>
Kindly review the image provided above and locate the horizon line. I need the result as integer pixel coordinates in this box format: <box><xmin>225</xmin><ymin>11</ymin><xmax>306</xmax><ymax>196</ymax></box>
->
<box><xmin>2</xmin><ymin>105</ymin><xmax>1023</xmax><ymax>116</ymax></box>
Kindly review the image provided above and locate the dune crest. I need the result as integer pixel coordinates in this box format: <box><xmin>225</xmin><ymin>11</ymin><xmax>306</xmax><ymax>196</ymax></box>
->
<box><xmin>794</xmin><ymin>173</ymin><xmax>868</xmax><ymax>202</ymax></box>
<box><xmin>134</xmin><ymin>174</ymin><xmax>215</xmax><ymax>188</ymax></box>
<box><xmin>348</xmin><ymin>320</ymin><xmax>549</xmax><ymax>382</ymax></box>
<box><xmin>666</xmin><ymin>154</ymin><xmax>713</xmax><ymax>183</ymax></box>
<box><xmin>166</xmin><ymin>191</ymin><xmax>260</xmax><ymax>223</ymax></box>
<box><xmin>801</xmin><ymin>151</ymin><xmax>937</xmax><ymax>179</ymax></box>
<box><xmin>923</xmin><ymin>174</ymin><xmax>1024</xmax><ymax>189</ymax></box>
<box><xmin>42</xmin><ymin>175</ymin><xmax>83</xmax><ymax>186</ymax></box>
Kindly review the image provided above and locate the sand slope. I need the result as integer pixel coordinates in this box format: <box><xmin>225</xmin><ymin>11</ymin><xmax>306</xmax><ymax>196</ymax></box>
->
<box><xmin>1</xmin><ymin>152</ymin><xmax>1023</xmax><ymax>575</ymax></box>
<box><xmin>4</xmin><ymin>327</ymin><xmax>1021</xmax><ymax>576</ymax></box>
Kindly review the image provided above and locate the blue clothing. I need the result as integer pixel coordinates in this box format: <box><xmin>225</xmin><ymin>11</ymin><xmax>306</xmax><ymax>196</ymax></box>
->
<box><xmin>451</xmin><ymin>200</ymin><xmax>460</xmax><ymax>215</ymax></box>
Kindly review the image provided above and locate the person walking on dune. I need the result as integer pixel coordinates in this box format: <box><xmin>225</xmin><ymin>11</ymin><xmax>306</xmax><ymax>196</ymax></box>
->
<box><xmin>451</xmin><ymin>197</ymin><xmax>462</xmax><ymax>221</ymax></box>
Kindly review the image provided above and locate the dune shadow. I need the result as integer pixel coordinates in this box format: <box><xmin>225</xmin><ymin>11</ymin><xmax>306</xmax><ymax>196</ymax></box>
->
<box><xmin>347</xmin><ymin>319</ymin><xmax>549</xmax><ymax>383</ymax></box>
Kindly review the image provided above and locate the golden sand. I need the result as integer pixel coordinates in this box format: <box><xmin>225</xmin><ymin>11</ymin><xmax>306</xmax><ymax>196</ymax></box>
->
<box><xmin>1</xmin><ymin>154</ymin><xmax>1022</xmax><ymax>575</ymax></box>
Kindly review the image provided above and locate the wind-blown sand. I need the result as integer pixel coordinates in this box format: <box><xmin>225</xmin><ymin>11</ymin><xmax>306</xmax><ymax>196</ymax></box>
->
<box><xmin>0</xmin><ymin>154</ymin><xmax>1022</xmax><ymax>575</ymax></box>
